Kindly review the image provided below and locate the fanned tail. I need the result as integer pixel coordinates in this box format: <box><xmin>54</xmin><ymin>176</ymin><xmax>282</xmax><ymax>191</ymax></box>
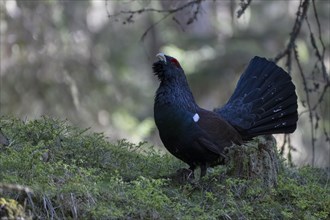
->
<box><xmin>215</xmin><ymin>56</ymin><xmax>298</xmax><ymax>139</ymax></box>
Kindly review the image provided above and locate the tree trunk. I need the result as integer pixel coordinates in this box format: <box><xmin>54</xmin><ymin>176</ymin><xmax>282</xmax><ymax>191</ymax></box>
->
<box><xmin>224</xmin><ymin>135</ymin><xmax>279</xmax><ymax>188</ymax></box>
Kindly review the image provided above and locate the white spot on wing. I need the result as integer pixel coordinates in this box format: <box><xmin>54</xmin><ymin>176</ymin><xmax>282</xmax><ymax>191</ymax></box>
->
<box><xmin>273</xmin><ymin>107</ymin><xmax>282</xmax><ymax>113</ymax></box>
<box><xmin>193</xmin><ymin>113</ymin><xmax>200</xmax><ymax>122</ymax></box>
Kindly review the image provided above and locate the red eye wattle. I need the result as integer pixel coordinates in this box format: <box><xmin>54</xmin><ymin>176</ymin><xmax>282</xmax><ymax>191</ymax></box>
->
<box><xmin>170</xmin><ymin>58</ymin><xmax>181</xmax><ymax>68</ymax></box>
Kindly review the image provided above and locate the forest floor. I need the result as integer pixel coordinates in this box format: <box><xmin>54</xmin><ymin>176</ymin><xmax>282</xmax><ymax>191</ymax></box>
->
<box><xmin>0</xmin><ymin>116</ymin><xmax>329</xmax><ymax>219</ymax></box>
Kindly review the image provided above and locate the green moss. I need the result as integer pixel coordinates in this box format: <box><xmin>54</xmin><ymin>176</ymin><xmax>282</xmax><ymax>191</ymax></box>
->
<box><xmin>0</xmin><ymin>116</ymin><xmax>329</xmax><ymax>219</ymax></box>
<box><xmin>0</xmin><ymin>197</ymin><xmax>30</xmax><ymax>219</ymax></box>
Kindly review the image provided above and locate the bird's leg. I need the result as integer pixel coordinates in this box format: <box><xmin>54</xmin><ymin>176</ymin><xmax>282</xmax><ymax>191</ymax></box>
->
<box><xmin>187</xmin><ymin>166</ymin><xmax>195</xmax><ymax>179</ymax></box>
<box><xmin>172</xmin><ymin>167</ymin><xmax>195</xmax><ymax>183</ymax></box>
<box><xmin>200</xmin><ymin>164</ymin><xmax>207</xmax><ymax>178</ymax></box>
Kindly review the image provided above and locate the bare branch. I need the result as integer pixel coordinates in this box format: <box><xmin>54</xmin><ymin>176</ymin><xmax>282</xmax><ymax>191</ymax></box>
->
<box><xmin>187</xmin><ymin>0</ymin><xmax>202</xmax><ymax>24</ymax></box>
<box><xmin>237</xmin><ymin>0</ymin><xmax>253</xmax><ymax>18</ymax></box>
<box><xmin>108</xmin><ymin>1</ymin><xmax>202</xmax><ymax>18</ymax></box>
<box><xmin>172</xmin><ymin>16</ymin><xmax>186</xmax><ymax>32</ymax></box>
<box><xmin>140</xmin><ymin>13</ymin><xmax>172</xmax><ymax>42</ymax></box>
<box><xmin>106</xmin><ymin>0</ymin><xmax>204</xmax><ymax>40</ymax></box>
<box><xmin>311</xmin><ymin>0</ymin><xmax>328</xmax><ymax>82</ymax></box>
<box><xmin>139</xmin><ymin>0</ymin><xmax>203</xmax><ymax>41</ymax></box>
<box><xmin>273</xmin><ymin>0</ymin><xmax>309</xmax><ymax>63</ymax></box>
<box><xmin>294</xmin><ymin>46</ymin><xmax>316</xmax><ymax>166</ymax></box>
<box><xmin>271</xmin><ymin>0</ymin><xmax>329</xmax><ymax>166</ymax></box>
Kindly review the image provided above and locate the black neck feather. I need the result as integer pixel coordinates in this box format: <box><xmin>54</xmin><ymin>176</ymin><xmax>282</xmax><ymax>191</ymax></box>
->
<box><xmin>155</xmin><ymin>77</ymin><xmax>198</xmax><ymax>112</ymax></box>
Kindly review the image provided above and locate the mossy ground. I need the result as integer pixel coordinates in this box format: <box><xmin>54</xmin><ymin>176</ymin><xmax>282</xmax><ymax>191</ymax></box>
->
<box><xmin>0</xmin><ymin>116</ymin><xmax>329</xmax><ymax>219</ymax></box>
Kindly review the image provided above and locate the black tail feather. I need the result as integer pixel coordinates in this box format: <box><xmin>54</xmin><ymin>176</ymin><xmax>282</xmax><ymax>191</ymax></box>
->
<box><xmin>255</xmin><ymin>96</ymin><xmax>297</xmax><ymax>123</ymax></box>
<box><xmin>215</xmin><ymin>56</ymin><xmax>298</xmax><ymax>138</ymax></box>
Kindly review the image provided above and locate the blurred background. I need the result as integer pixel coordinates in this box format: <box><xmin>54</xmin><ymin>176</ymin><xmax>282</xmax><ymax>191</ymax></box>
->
<box><xmin>0</xmin><ymin>0</ymin><xmax>329</xmax><ymax>167</ymax></box>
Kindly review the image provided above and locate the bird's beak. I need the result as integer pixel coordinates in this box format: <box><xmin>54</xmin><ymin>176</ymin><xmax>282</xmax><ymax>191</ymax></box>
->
<box><xmin>156</xmin><ymin>53</ymin><xmax>166</xmax><ymax>63</ymax></box>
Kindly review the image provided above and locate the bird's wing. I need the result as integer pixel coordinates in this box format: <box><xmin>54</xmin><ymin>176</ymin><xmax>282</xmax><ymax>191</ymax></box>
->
<box><xmin>195</xmin><ymin>109</ymin><xmax>242</xmax><ymax>155</ymax></box>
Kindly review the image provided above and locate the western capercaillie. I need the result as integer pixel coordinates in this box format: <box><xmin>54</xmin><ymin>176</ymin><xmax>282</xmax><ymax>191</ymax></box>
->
<box><xmin>153</xmin><ymin>53</ymin><xmax>298</xmax><ymax>177</ymax></box>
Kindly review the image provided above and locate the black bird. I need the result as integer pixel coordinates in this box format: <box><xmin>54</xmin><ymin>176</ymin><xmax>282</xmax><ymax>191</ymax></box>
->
<box><xmin>153</xmin><ymin>53</ymin><xmax>298</xmax><ymax>177</ymax></box>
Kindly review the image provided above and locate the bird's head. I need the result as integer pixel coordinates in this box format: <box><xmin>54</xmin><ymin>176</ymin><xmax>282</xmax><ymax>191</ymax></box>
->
<box><xmin>152</xmin><ymin>53</ymin><xmax>185</xmax><ymax>81</ymax></box>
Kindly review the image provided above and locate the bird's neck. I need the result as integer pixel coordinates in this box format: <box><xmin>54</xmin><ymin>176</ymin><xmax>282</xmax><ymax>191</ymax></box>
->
<box><xmin>154</xmin><ymin>79</ymin><xmax>198</xmax><ymax>112</ymax></box>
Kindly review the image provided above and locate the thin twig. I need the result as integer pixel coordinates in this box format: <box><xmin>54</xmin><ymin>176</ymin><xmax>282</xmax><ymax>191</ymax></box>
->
<box><xmin>106</xmin><ymin>0</ymin><xmax>204</xmax><ymax>41</ymax></box>
<box><xmin>274</xmin><ymin>0</ymin><xmax>309</xmax><ymax>63</ymax></box>
<box><xmin>272</xmin><ymin>0</ymin><xmax>310</xmax><ymax>165</ymax></box>
<box><xmin>108</xmin><ymin>2</ymin><xmax>201</xmax><ymax>18</ymax></box>
<box><xmin>293</xmin><ymin>46</ymin><xmax>316</xmax><ymax>166</ymax></box>
<box><xmin>140</xmin><ymin>0</ymin><xmax>203</xmax><ymax>41</ymax></box>
<box><xmin>287</xmin><ymin>135</ymin><xmax>294</xmax><ymax>167</ymax></box>
<box><xmin>140</xmin><ymin>13</ymin><xmax>172</xmax><ymax>42</ymax></box>
<box><xmin>312</xmin><ymin>0</ymin><xmax>328</xmax><ymax>82</ymax></box>
<box><xmin>237</xmin><ymin>0</ymin><xmax>253</xmax><ymax>18</ymax></box>
<box><xmin>301</xmin><ymin>13</ymin><xmax>330</xmax><ymax>112</ymax></box>
<box><xmin>279</xmin><ymin>134</ymin><xmax>288</xmax><ymax>156</ymax></box>
<box><xmin>187</xmin><ymin>0</ymin><xmax>202</xmax><ymax>24</ymax></box>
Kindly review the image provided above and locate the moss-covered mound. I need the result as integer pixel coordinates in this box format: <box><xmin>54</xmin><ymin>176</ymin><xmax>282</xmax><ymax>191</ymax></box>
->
<box><xmin>0</xmin><ymin>197</ymin><xmax>28</xmax><ymax>219</ymax></box>
<box><xmin>0</xmin><ymin>116</ymin><xmax>329</xmax><ymax>219</ymax></box>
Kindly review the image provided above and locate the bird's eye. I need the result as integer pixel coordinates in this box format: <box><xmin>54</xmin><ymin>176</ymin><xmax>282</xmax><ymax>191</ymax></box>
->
<box><xmin>170</xmin><ymin>58</ymin><xmax>181</xmax><ymax>68</ymax></box>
